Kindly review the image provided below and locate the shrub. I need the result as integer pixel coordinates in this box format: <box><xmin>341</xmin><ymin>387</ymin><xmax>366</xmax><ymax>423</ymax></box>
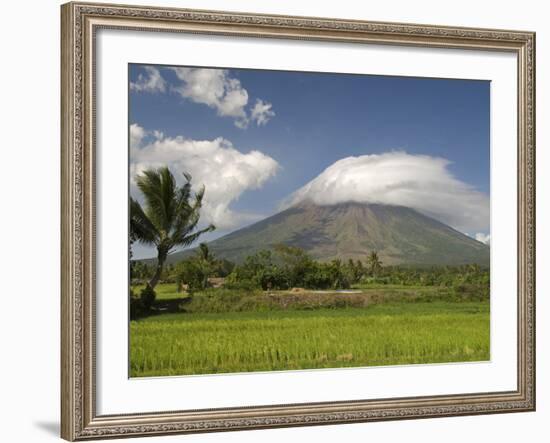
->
<box><xmin>130</xmin><ymin>288</ymin><xmax>144</xmax><ymax>320</ymax></box>
<box><xmin>140</xmin><ymin>285</ymin><xmax>156</xmax><ymax>311</ymax></box>
<box><xmin>452</xmin><ymin>283</ymin><xmax>489</xmax><ymax>301</ymax></box>
<box><xmin>223</xmin><ymin>272</ymin><xmax>261</xmax><ymax>291</ymax></box>
<box><xmin>257</xmin><ymin>267</ymin><xmax>291</xmax><ymax>290</ymax></box>
<box><xmin>176</xmin><ymin>259</ymin><xmax>209</xmax><ymax>293</ymax></box>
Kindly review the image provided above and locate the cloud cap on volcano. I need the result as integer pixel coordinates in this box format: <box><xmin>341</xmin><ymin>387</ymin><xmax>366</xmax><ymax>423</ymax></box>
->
<box><xmin>285</xmin><ymin>151</ymin><xmax>489</xmax><ymax>233</ymax></box>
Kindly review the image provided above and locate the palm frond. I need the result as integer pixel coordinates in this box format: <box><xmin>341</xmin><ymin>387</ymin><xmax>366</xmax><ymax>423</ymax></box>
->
<box><xmin>159</xmin><ymin>166</ymin><xmax>177</xmax><ymax>231</ymax></box>
<box><xmin>176</xmin><ymin>224</ymin><xmax>216</xmax><ymax>249</ymax></box>
<box><xmin>191</xmin><ymin>185</ymin><xmax>206</xmax><ymax>210</ymax></box>
<box><xmin>174</xmin><ymin>180</ymin><xmax>193</xmax><ymax>217</ymax></box>
<box><xmin>133</xmin><ymin>166</ymin><xmax>216</xmax><ymax>265</ymax></box>
<box><xmin>130</xmin><ymin>198</ymin><xmax>159</xmax><ymax>245</ymax></box>
<box><xmin>170</xmin><ymin>206</ymin><xmax>202</xmax><ymax>245</ymax></box>
<box><xmin>136</xmin><ymin>168</ymin><xmax>167</xmax><ymax>230</ymax></box>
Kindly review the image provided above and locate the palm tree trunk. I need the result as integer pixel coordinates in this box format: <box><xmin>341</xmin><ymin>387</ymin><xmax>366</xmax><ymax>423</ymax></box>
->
<box><xmin>148</xmin><ymin>250</ymin><xmax>167</xmax><ymax>289</ymax></box>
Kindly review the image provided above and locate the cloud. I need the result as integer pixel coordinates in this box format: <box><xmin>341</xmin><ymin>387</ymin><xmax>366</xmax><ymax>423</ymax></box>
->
<box><xmin>171</xmin><ymin>68</ymin><xmax>246</xmax><ymax>117</ymax></box>
<box><xmin>170</xmin><ymin>68</ymin><xmax>274</xmax><ymax>129</ymax></box>
<box><xmin>285</xmin><ymin>151</ymin><xmax>489</xmax><ymax>233</ymax></box>
<box><xmin>250</xmin><ymin>99</ymin><xmax>276</xmax><ymax>126</ymax></box>
<box><xmin>475</xmin><ymin>233</ymin><xmax>490</xmax><ymax>245</ymax></box>
<box><xmin>130</xmin><ymin>66</ymin><xmax>166</xmax><ymax>93</ymax></box>
<box><xmin>130</xmin><ymin>124</ymin><xmax>279</xmax><ymax>230</ymax></box>
<box><xmin>130</xmin><ymin>66</ymin><xmax>276</xmax><ymax>128</ymax></box>
<box><xmin>130</xmin><ymin>123</ymin><xmax>147</xmax><ymax>148</ymax></box>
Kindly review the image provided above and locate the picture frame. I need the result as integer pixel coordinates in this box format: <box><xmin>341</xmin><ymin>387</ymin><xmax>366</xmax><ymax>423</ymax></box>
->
<box><xmin>61</xmin><ymin>1</ymin><xmax>536</xmax><ymax>440</ymax></box>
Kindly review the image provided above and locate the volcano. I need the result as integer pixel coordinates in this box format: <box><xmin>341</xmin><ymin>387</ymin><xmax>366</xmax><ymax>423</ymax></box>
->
<box><xmin>159</xmin><ymin>202</ymin><xmax>489</xmax><ymax>266</ymax></box>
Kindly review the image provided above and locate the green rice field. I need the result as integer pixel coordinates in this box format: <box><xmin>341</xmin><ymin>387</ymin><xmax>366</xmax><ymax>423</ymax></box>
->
<box><xmin>130</xmin><ymin>298</ymin><xmax>490</xmax><ymax>377</ymax></box>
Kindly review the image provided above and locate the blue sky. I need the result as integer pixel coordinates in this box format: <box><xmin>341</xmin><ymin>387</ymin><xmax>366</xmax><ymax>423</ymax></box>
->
<box><xmin>129</xmin><ymin>64</ymin><xmax>490</xmax><ymax>259</ymax></box>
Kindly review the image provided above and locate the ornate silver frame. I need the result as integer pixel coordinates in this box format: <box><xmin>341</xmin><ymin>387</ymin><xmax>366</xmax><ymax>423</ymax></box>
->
<box><xmin>61</xmin><ymin>2</ymin><xmax>536</xmax><ymax>440</ymax></box>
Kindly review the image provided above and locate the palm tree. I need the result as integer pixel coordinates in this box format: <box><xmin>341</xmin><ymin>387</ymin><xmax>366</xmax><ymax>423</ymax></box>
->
<box><xmin>197</xmin><ymin>242</ymin><xmax>212</xmax><ymax>263</ymax></box>
<box><xmin>130</xmin><ymin>167</ymin><xmax>215</xmax><ymax>290</ymax></box>
<box><xmin>195</xmin><ymin>242</ymin><xmax>218</xmax><ymax>289</ymax></box>
<box><xmin>367</xmin><ymin>251</ymin><xmax>383</xmax><ymax>278</ymax></box>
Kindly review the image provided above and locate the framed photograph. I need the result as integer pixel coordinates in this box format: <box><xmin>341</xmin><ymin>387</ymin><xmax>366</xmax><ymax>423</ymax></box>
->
<box><xmin>61</xmin><ymin>1</ymin><xmax>536</xmax><ymax>440</ymax></box>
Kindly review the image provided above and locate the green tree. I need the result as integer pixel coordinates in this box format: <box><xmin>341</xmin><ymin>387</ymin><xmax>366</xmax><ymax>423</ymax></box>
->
<box><xmin>274</xmin><ymin>244</ymin><xmax>313</xmax><ymax>287</ymax></box>
<box><xmin>130</xmin><ymin>167</ymin><xmax>215</xmax><ymax>292</ymax></box>
<box><xmin>367</xmin><ymin>251</ymin><xmax>383</xmax><ymax>278</ymax></box>
<box><xmin>212</xmin><ymin>258</ymin><xmax>235</xmax><ymax>278</ymax></box>
<box><xmin>345</xmin><ymin>258</ymin><xmax>364</xmax><ymax>284</ymax></box>
<box><xmin>195</xmin><ymin>243</ymin><xmax>217</xmax><ymax>289</ymax></box>
<box><xmin>176</xmin><ymin>259</ymin><xmax>208</xmax><ymax>293</ymax></box>
<box><xmin>326</xmin><ymin>259</ymin><xmax>350</xmax><ymax>289</ymax></box>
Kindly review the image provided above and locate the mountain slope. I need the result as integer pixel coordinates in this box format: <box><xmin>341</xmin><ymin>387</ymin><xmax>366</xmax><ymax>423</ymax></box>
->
<box><xmin>159</xmin><ymin>202</ymin><xmax>489</xmax><ymax>266</ymax></box>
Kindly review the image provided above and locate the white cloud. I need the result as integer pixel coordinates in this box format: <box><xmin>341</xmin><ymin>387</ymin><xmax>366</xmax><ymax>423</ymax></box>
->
<box><xmin>170</xmin><ymin>68</ymin><xmax>275</xmax><ymax>129</ymax></box>
<box><xmin>285</xmin><ymin>151</ymin><xmax>489</xmax><ymax>233</ymax></box>
<box><xmin>475</xmin><ymin>233</ymin><xmax>490</xmax><ymax>245</ymax></box>
<box><xmin>130</xmin><ymin>66</ymin><xmax>276</xmax><ymax>128</ymax></box>
<box><xmin>130</xmin><ymin>66</ymin><xmax>166</xmax><ymax>93</ymax></box>
<box><xmin>250</xmin><ymin>99</ymin><xmax>275</xmax><ymax>126</ymax></box>
<box><xmin>171</xmin><ymin>68</ymin><xmax>249</xmax><ymax>127</ymax></box>
<box><xmin>130</xmin><ymin>123</ymin><xmax>147</xmax><ymax>149</ymax></box>
<box><xmin>130</xmin><ymin>124</ymin><xmax>279</xmax><ymax>230</ymax></box>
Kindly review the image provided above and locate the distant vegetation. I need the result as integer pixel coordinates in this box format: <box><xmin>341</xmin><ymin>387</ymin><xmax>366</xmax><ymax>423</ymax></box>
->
<box><xmin>131</xmin><ymin>242</ymin><xmax>490</xmax><ymax>314</ymax></box>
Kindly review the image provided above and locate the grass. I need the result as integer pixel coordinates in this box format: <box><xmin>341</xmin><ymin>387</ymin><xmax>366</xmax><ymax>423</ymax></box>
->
<box><xmin>132</xmin><ymin>283</ymin><xmax>185</xmax><ymax>301</ymax></box>
<box><xmin>130</xmin><ymin>300</ymin><xmax>490</xmax><ymax>377</ymax></box>
<box><xmin>134</xmin><ymin>283</ymin><xmax>450</xmax><ymax>302</ymax></box>
<box><xmin>352</xmin><ymin>283</ymin><xmax>443</xmax><ymax>291</ymax></box>
<box><xmin>171</xmin><ymin>285</ymin><xmax>485</xmax><ymax>314</ymax></box>
<box><xmin>132</xmin><ymin>282</ymin><xmax>486</xmax><ymax>316</ymax></box>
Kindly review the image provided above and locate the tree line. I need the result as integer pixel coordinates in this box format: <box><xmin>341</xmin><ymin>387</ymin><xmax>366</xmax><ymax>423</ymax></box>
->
<box><xmin>132</xmin><ymin>242</ymin><xmax>489</xmax><ymax>294</ymax></box>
